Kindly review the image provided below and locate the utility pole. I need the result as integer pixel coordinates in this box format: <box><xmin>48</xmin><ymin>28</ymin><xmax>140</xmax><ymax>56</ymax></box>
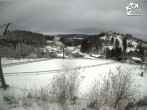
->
<box><xmin>61</xmin><ymin>45</ymin><xmax>65</xmax><ymax>59</ymax></box>
<box><xmin>0</xmin><ymin>23</ymin><xmax>11</xmax><ymax>89</ymax></box>
<box><xmin>63</xmin><ymin>47</ymin><xmax>65</xmax><ymax>59</ymax></box>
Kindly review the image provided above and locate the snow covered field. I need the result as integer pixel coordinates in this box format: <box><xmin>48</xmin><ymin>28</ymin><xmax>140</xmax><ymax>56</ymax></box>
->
<box><xmin>2</xmin><ymin>59</ymin><xmax>147</xmax><ymax>96</ymax></box>
<box><xmin>3</xmin><ymin>58</ymin><xmax>113</xmax><ymax>73</ymax></box>
<box><xmin>1</xmin><ymin>58</ymin><xmax>41</xmax><ymax>65</ymax></box>
<box><xmin>1</xmin><ymin>58</ymin><xmax>147</xmax><ymax>110</ymax></box>
<box><xmin>2</xmin><ymin>59</ymin><xmax>114</xmax><ymax>91</ymax></box>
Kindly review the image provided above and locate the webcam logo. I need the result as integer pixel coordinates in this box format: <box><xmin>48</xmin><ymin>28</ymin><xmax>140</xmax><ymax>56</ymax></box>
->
<box><xmin>126</xmin><ymin>3</ymin><xmax>144</xmax><ymax>16</ymax></box>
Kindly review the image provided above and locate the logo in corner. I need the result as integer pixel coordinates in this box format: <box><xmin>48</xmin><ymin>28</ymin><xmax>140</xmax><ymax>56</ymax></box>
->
<box><xmin>126</xmin><ymin>3</ymin><xmax>144</xmax><ymax>16</ymax></box>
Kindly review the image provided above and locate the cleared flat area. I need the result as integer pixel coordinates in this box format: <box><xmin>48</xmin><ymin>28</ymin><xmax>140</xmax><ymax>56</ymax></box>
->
<box><xmin>3</xmin><ymin>58</ymin><xmax>114</xmax><ymax>73</ymax></box>
<box><xmin>2</xmin><ymin>58</ymin><xmax>147</xmax><ymax>98</ymax></box>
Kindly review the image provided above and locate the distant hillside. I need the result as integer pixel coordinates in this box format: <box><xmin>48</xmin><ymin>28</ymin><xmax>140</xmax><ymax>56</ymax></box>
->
<box><xmin>58</xmin><ymin>33</ymin><xmax>106</xmax><ymax>46</ymax></box>
<box><xmin>80</xmin><ymin>32</ymin><xmax>147</xmax><ymax>61</ymax></box>
<box><xmin>1</xmin><ymin>30</ymin><xmax>146</xmax><ymax>59</ymax></box>
<box><xmin>58</xmin><ymin>34</ymin><xmax>88</xmax><ymax>46</ymax></box>
<box><xmin>0</xmin><ymin>30</ymin><xmax>54</xmax><ymax>58</ymax></box>
<box><xmin>0</xmin><ymin>30</ymin><xmax>55</xmax><ymax>48</ymax></box>
<box><xmin>122</xmin><ymin>34</ymin><xmax>147</xmax><ymax>44</ymax></box>
<box><xmin>58</xmin><ymin>34</ymin><xmax>89</xmax><ymax>38</ymax></box>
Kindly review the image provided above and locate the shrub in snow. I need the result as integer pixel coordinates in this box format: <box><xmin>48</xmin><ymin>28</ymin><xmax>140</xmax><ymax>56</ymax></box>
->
<box><xmin>50</xmin><ymin>67</ymin><xmax>84</xmax><ymax>107</ymax></box>
<box><xmin>135</xmin><ymin>96</ymin><xmax>147</xmax><ymax>107</ymax></box>
<box><xmin>21</xmin><ymin>97</ymin><xmax>33</xmax><ymax>108</ymax></box>
<box><xmin>32</xmin><ymin>86</ymin><xmax>49</xmax><ymax>101</ymax></box>
<box><xmin>87</xmin><ymin>79</ymin><xmax>109</xmax><ymax>110</ymax></box>
<box><xmin>3</xmin><ymin>95</ymin><xmax>18</xmax><ymax>108</ymax></box>
<box><xmin>108</xmin><ymin>67</ymin><xmax>138</xmax><ymax>109</ymax></box>
<box><xmin>3</xmin><ymin>88</ymin><xmax>19</xmax><ymax>108</ymax></box>
<box><xmin>87</xmin><ymin>67</ymin><xmax>138</xmax><ymax>110</ymax></box>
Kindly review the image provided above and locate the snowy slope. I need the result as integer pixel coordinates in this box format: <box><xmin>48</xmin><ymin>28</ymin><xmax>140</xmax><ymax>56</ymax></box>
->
<box><xmin>101</xmin><ymin>34</ymin><xmax>144</xmax><ymax>53</ymax></box>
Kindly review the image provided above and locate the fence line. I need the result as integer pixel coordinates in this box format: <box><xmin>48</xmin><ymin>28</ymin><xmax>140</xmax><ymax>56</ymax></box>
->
<box><xmin>4</xmin><ymin>62</ymin><xmax>116</xmax><ymax>76</ymax></box>
<box><xmin>2</xmin><ymin>58</ymin><xmax>51</xmax><ymax>68</ymax></box>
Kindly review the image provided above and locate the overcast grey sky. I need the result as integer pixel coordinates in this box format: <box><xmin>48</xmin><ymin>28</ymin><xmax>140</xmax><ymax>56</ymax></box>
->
<box><xmin>0</xmin><ymin>0</ymin><xmax>147</xmax><ymax>40</ymax></box>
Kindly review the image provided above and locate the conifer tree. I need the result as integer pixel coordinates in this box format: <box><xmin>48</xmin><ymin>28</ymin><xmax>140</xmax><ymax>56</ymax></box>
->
<box><xmin>111</xmin><ymin>37</ymin><xmax>114</xmax><ymax>45</ymax></box>
<box><xmin>123</xmin><ymin>37</ymin><xmax>127</xmax><ymax>52</ymax></box>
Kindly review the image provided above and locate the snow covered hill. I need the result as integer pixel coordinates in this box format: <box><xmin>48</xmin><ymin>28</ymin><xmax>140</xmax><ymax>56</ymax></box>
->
<box><xmin>101</xmin><ymin>34</ymin><xmax>143</xmax><ymax>52</ymax></box>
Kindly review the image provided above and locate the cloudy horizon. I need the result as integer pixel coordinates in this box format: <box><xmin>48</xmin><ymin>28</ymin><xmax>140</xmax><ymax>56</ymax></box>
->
<box><xmin>0</xmin><ymin>0</ymin><xmax>147</xmax><ymax>40</ymax></box>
